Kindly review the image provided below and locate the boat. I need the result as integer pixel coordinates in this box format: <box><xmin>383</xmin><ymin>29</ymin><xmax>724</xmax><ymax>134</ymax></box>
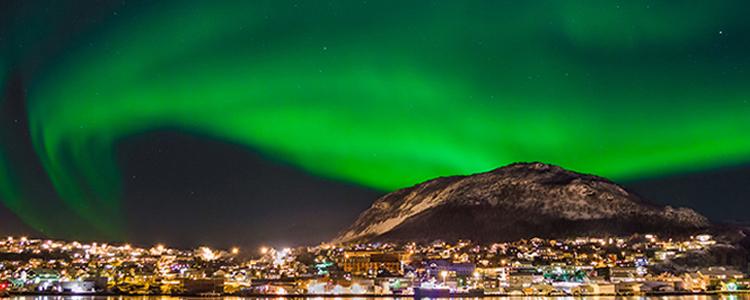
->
<box><xmin>413</xmin><ymin>287</ymin><xmax>484</xmax><ymax>298</ymax></box>
<box><xmin>413</xmin><ymin>287</ymin><xmax>451</xmax><ymax>298</ymax></box>
<box><xmin>465</xmin><ymin>288</ymin><xmax>485</xmax><ymax>296</ymax></box>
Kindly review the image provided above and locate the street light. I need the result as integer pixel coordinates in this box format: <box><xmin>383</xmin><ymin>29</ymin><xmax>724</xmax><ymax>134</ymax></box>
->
<box><xmin>440</xmin><ymin>270</ymin><xmax>448</xmax><ymax>284</ymax></box>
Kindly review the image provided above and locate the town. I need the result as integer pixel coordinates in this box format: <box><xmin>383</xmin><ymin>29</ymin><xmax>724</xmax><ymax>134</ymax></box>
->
<box><xmin>0</xmin><ymin>234</ymin><xmax>748</xmax><ymax>297</ymax></box>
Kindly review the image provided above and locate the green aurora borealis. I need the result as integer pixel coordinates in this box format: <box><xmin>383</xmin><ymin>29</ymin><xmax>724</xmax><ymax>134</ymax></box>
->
<box><xmin>2</xmin><ymin>1</ymin><xmax>750</xmax><ymax>239</ymax></box>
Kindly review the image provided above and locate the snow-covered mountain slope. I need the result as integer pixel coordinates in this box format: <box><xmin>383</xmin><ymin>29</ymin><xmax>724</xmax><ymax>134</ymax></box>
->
<box><xmin>334</xmin><ymin>162</ymin><xmax>710</xmax><ymax>243</ymax></box>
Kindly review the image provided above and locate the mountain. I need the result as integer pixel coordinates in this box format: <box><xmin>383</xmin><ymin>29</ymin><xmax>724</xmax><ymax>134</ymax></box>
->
<box><xmin>334</xmin><ymin>162</ymin><xmax>711</xmax><ymax>244</ymax></box>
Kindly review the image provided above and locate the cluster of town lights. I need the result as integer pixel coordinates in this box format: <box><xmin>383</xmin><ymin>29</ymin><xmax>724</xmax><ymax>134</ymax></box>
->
<box><xmin>0</xmin><ymin>234</ymin><xmax>746</xmax><ymax>296</ymax></box>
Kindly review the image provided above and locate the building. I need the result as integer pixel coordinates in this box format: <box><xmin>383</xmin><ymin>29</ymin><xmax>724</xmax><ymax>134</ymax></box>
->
<box><xmin>601</xmin><ymin>267</ymin><xmax>642</xmax><ymax>283</ymax></box>
<box><xmin>571</xmin><ymin>283</ymin><xmax>616</xmax><ymax>295</ymax></box>
<box><xmin>424</xmin><ymin>260</ymin><xmax>476</xmax><ymax>278</ymax></box>
<box><xmin>0</xmin><ymin>280</ymin><xmax>10</xmax><ymax>296</ymax></box>
<box><xmin>698</xmin><ymin>267</ymin><xmax>745</xmax><ymax>281</ymax></box>
<box><xmin>507</xmin><ymin>267</ymin><xmax>543</xmax><ymax>290</ymax></box>
<box><xmin>615</xmin><ymin>282</ymin><xmax>643</xmax><ymax>295</ymax></box>
<box><xmin>341</xmin><ymin>251</ymin><xmax>402</xmax><ymax>276</ymax></box>
<box><xmin>181</xmin><ymin>278</ymin><xmax>224</xmax><ymax>294</ymax></box>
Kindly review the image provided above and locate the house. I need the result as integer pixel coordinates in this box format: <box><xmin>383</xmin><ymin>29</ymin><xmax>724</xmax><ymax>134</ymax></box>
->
<box><xmin>507</xmin><ymin>267</ymin><xmax>543</xmax><ymax>290</ymax></box>
<box><xmin>615</xmin><ymin>282</ymin><xmax>643</xmax><ymax>295</ymax></box>
<box><xmin>571</xmin><ymin>282</ymin><xmax>616</xmax><ymax>295</ymax></box>
<box><xmin>341</xmin><ymin>251</ymin><xmax>402</xmax><ymax>276</ymax></box>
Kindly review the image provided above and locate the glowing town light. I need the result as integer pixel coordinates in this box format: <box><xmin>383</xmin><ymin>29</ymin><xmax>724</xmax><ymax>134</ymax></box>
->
<box><xmin>307</xmin><ymin>282</ymin><xmax>326</xmax><ymax>294</ymax></box>
<box><xmin>273</xmin><ymin>248</ymin><xmax>289</xmax><ymax>266</ymax></box>
<box><xmin>231</xmin><ymin>247</ymin><xmax>239</xmax><ymax>255</ymax></box>
<box><xmin>726</xmin><ymin>282</ymin><xmax>738</xmax><ymax>291</ymax></box>
<box><xmin>350</xmin><ymin>283</ymin><xmax>365</xmax><ymax>294</ymax></box>
<box><xmin>332</xmin><ymin>284</ymin><xmax>345</xmax><ymax>294</ymax></box>
<box><xmin>260</xmin><ymin>247</ymin><xmax>269</xmax><ymax>254</ymax></box>
<box><xmin>199</xmin><ymin>247</ymin><xmax>217</xmax><ymax>261</ymax></box>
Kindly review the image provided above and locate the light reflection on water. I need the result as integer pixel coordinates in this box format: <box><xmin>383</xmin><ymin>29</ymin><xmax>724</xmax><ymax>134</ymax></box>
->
<box><xmin>3</xmin><ymin>296</ymin><xmax>750</xmax><ymax>300</ymax></box>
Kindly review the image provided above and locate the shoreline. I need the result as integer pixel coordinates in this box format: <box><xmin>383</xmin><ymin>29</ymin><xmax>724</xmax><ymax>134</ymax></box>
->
<box><xmin>5</xmin><ymin>290</ymin><xmax>750</xmax><ymax>298</ymax></box>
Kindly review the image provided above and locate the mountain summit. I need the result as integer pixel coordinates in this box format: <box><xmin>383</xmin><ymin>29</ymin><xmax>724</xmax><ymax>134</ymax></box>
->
<box><xmin>334</xmin><ymin>162</ymin><xmax>710</xmax><ymax>244</ymax></box>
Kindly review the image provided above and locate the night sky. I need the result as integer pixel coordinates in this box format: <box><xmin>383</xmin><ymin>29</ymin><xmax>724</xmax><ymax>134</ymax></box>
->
<box><xmin>1</xmin><ymin>1</ymin><xmax>749</xmax><ymax>249</ymax></box>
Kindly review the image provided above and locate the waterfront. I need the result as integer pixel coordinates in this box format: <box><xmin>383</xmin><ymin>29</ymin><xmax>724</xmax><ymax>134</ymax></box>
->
<box><xmin>3</xmin><ymin>235</ymin><xmax>749</xmax><ymax>296</ymax></box>
<box><xmin>4</xmin><ymin>295</ymin><xmax>750</xmax><ymax>300</ymax></box>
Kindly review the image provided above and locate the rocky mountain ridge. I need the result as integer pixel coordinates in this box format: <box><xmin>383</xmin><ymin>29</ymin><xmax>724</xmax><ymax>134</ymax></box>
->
<box><xmin>334</xmin><ymin>162</ymin><xmax>711</xmax><ymax>243</ymax></box>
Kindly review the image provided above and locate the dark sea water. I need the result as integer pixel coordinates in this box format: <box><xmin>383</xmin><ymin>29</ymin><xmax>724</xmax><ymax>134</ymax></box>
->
<box><xmin>3</xmin><ymin>296</ymin><xmax>750</xmax><ymax>300</ymax></box>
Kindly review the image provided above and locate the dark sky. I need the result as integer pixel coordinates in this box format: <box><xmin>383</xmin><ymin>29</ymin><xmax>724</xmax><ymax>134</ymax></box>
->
<box><xmin>2</xmin><ymin>0</ymin><xmax>750</xmax><ymax>248</ymax></box>
<box><xmin>115</xmin><ymin>130</ymin><xmax>381</xmax><ymax>248</ymax></box>
<box><xmin>624</xmin><ymin>165</ymin><xmax>750</xmax><ymax>226</ymax></box>
<box><xmin>1</xmin><ymin>120</ymin><xmax>749</xmax><ymax>249</ymax></box>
